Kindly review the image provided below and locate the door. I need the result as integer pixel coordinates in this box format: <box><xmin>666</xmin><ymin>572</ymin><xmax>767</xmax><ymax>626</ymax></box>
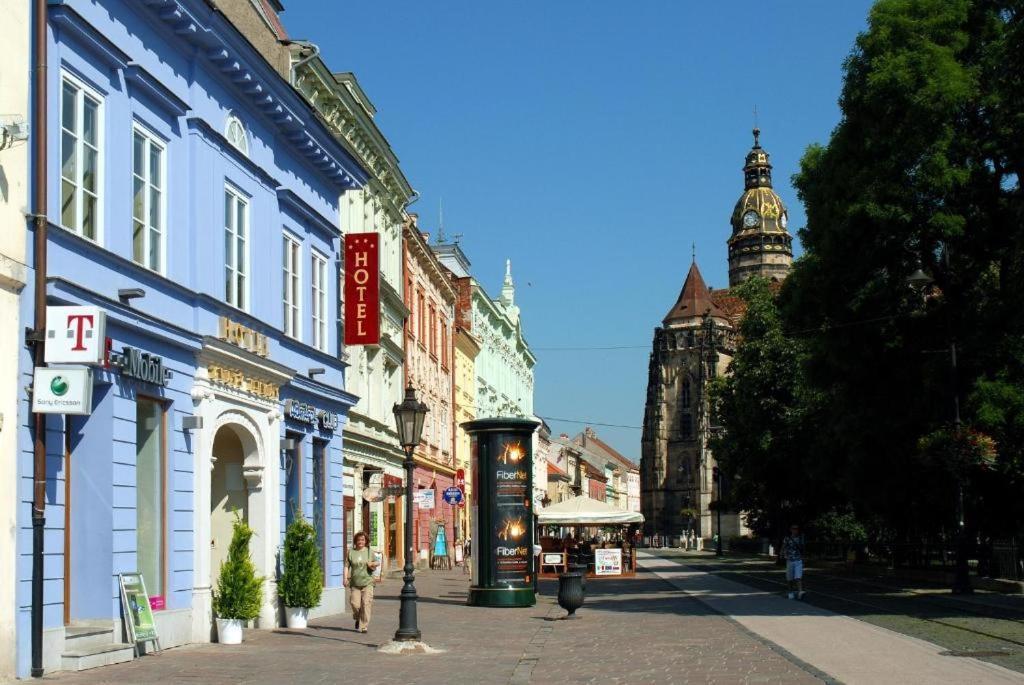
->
<box><xmin>210</xmin><ymin>427</ymin><xmax>248</xmax><ymax>583</ymax></box>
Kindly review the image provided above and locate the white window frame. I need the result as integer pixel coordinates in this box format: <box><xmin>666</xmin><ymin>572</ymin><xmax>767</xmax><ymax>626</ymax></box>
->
<box><xmin>311</xmin><ymin>249</ymin><xmax>328</xmax><ymax>352</ymax></box>
<box><xmin>131</xmin><ymin>124</ymin><xmax>166</xmax><ymax>273</ymax></box>
<box><xmin>224</xmin><ymin>113</ymin><xmax>249</xmax><ymax>156</ymax></box>
<box><xmin>59</xmin><ymin>71</ymin><xmax>104</xmax><ymax>242</ymax></box>
<box><xmin>282</xmin><ymin>233</ymin><xmax>302</xmax><ymax>340</ymax></box>
<box><xmin>224</xmin><ymin>185</ymin><xmax>249</xmax><ymax>311</ymax></box>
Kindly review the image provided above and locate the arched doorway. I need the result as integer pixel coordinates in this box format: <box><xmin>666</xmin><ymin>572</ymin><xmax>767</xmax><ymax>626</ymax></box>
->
<box><xmin>210</xmin><ymin>425</ymin><xmax>251</xmax><ymax>582</ymax></box>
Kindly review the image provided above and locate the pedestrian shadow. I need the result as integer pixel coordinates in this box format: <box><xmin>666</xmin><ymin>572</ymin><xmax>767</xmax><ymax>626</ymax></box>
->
<box><xmin>274</xmin><ymin>629</ymin><xmax>380</xmax><ymax>650</ymax></box>
<box><xmin>374</xmin><ymin>595</ymin><xmax>467</xmax><ymax>606</ymax></box>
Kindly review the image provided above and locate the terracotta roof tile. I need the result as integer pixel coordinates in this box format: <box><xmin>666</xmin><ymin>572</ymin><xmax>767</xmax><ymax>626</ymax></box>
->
<box><xmin>664</xmin><ymin>262</ymin><xmax>728</xmax><ymax>324</ymax></box>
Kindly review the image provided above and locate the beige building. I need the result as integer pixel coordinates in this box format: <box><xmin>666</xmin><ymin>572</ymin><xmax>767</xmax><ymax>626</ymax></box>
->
<box><xmin>0</xmin><ymin>0</ymin><xmax>29</xmax><ymax>678</ymax></box>
<box><xmin>290</xmin><ymin>53</ymin><xmax>414</xmax><ymax>567</ymax></box>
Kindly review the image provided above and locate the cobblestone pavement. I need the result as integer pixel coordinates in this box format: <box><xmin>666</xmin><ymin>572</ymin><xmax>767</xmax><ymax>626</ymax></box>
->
<box><xmin>653</xmin><ymin>549</ymin><xmax>1024</xmax><ymax>675</ymax></box>
<box><xmin>45</xmin><ymin>567</ymin><xmax>823</xmax><ymax>685</ymax></box>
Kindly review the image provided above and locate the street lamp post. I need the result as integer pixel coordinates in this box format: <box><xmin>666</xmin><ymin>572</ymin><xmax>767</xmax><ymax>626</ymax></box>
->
<box><xmin>713</xmin><ymin>466</ymin><xmax>723</xmax><ymax>557</ymax></box>
<box><xmin>907</xmin><ymin>256</ymin><xmax>972</xmax><ymax>595</ymax></box>
<box><xmin>392</xmin><ymin>384</ymin><xmax>428</xmax><ymax>641</ymax></box>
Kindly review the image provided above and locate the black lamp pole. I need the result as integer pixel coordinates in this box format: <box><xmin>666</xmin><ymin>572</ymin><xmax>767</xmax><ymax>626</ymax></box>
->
<box><xmin>713</xmin><ymin>467</ymin><xmax>723</xmax><ymax>557</ymax></box>
<box><xmin>393</xmin><ymin>384</ymin><xmax>428</xmax><ymax>641</ymax></box>
<box><xmin>907</xmin><ymin>252</ymin><xmax>972</xmax><ymax>595</ymax></box>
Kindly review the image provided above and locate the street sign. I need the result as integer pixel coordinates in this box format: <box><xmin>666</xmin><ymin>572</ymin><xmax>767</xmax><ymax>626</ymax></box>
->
<box><xmin>442</xmin><ymin>486</ymin><xmax>464</xmax><ymax>505</ymax></box>
<box><xmin>414</xmin><ymin>489</ymin><xmax>435</xmax><ymax>509</ymax></box>
<box><xmin>32</xmin><ymin>367</ymin><xmax>93</xmax><ymax>415</ymax></box>
<box><xmin>45</xmin><ymin>306</ymin><xmax>106</xmax><ymax>364</ymax></box>
<box><xmin>455</xmin><ymin>468</ymin><xmax>465</xmax><ymax>490</ymax></box>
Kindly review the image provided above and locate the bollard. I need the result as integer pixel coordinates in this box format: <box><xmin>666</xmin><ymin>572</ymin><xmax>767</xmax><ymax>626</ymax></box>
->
<box><xmin>557</xmin><ymin>572</ymin><xmax>585</xmax><ymax>619</ymax></box>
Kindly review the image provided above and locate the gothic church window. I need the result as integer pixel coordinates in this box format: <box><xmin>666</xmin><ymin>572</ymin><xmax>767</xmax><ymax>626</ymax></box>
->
<box><xmin>680</xmin><ymin>413</ymin><xmax>692</xmax><ymax>440</ymax></box>
<box><xmin>681</xmin><ymin>378</ymin><xmax>691</xmax><ymax>410</ymax></box>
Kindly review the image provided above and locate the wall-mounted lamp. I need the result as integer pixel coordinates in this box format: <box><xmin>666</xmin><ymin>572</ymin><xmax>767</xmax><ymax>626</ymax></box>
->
<box><xmin>308</xmin><ymin>367</ymin><xmax>326</xmax><ymax>379</ymax></box>
<box><xmin>181</xmin><ymin>415</ymin><xmax>203</xmax><ymax>431</ymax></box>
<box><xmin>0</xmin><ymin>118</ymin><xmax>29</xmax><ymax>150</ymax></box>
<box><xmin>280</xmin><ymin>438</ymin><xmax>296</xmax><ymax>451</ymax></box>
<box><xmin>118</xmin><ymin>288</ymin><xmax>146</xmax><ymax>305</ymax></box>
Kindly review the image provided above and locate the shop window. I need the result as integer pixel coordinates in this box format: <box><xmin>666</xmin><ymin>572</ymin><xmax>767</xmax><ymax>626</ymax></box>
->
<box><xmin>132</xmin><ymin>126</ymin><xmax>165</xmax><ymax>272</ymax></box>
<box><xmin>282</xmin><ymin>234</ymin><xmax>301</xmax><ymax>339</ymax></box>
<box><xmin>224</xmin><ymin>186</ymin><xmax>249</xmax><ymax>310</ymax></box>
<box><xmin>60</xmin><ymin>73</ymin><xmax>103</xmax><ymax>241</ymax></box>
<box><xmin>312</xmin><ymin>439</ymin><xmax>327</xmax><ymax>568</ymax></box>
<box><xmin>284</xmin><ymin>435</ymin><xmax>301</xmax><ymax>529</ymax></box>
<box><xmin>136</xmin><ymin>398</ymin><xmax>166</xmax><ymax>608</ymax></box>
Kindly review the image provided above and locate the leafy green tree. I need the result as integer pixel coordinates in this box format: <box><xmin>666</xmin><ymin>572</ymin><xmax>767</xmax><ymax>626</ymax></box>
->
<box><xmin>213</xmin><ymin>516</ymin><xmax>264</xmax><ymax>621</ymax></box>
<box><xmin>785</xmin><ymin>0</ymin><xmax>1023</xmax><ymax>541</ymax></box>
<box><xmin>279</xmin><ymin>518</ymin><xmax>323</xmax><ymax>609</ymax></box>
<box><xmin>710</xmin><ymin>278</ymin><xmax>832</xmax><ymax>539</ymax></box>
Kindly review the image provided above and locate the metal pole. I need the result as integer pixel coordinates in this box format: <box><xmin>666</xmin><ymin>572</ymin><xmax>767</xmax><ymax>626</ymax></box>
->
<box><xmin>715</xmin><ymin>471</ymin><xmax>723</xmax><ymax>557</ymax></box>
<box><xmin>951</xmin><ymin>336</ymin><xmax>971</xmax><ymax>594</ymax></box>
<box><xmin>31</xmin><ymin>0</ymin><xmax>49</xmax><ymax>675</ymax></box>
<box><xmin>394</xmin><ymin>447</ymin><xmax>421</xmax><ymax>641</ymax></box>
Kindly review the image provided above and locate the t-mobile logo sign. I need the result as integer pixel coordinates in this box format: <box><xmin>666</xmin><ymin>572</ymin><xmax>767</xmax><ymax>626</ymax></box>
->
<box><xmin>45</xmin><ymin>306</ymin><xmax>107</xmax><ymax>364</ymax></box>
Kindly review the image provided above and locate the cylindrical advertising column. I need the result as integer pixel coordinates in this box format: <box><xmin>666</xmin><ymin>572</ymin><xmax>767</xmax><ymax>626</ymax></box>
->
<box><xmin>464</xmin><ymin>417</ymin><xmax>539</xmax><ymax>607</ymax></box>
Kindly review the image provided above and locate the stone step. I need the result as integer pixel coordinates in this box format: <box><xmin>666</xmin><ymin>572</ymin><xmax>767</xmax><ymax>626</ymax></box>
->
<box><xmin>64</xmin><ymin>624</ymin><xmax>117</xmax><ymax>651</ymax></box>
<box><xmin>61</xmin><ymin>642</ymin><xmax>135</xmax><ymax>672</ymax></box>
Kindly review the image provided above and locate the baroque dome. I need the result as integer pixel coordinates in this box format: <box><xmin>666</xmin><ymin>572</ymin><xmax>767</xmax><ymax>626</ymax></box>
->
<box><xmin>730</xmin><ymin>186</ymin><xmax>788</xmax><ymax>236</ymax></box>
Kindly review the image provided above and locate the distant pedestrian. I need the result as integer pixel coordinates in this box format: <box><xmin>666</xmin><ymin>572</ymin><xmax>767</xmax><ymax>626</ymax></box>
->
<box><xmin>345</xmin><ymin>532</ymin><xmax>378</xmax><ymax>633</ymax></box>
<box><xmin>783</xmin><ymin>524</ymin><xmax>805</xmax><ymax>600</ymax></box>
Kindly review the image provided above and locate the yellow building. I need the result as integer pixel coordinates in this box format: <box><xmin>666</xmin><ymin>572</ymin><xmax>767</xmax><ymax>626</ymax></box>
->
<box><xmin>453</xmin><ymin>325</ymin><xmax>481</xmax><ymax>539</ymax></box>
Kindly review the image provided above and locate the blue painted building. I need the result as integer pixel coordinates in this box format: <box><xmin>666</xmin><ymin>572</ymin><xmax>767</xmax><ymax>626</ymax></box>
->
<box><xmin>17</xmin><ymin>0</ymin><xmax>367</xmax><ymax>675</ymax></box>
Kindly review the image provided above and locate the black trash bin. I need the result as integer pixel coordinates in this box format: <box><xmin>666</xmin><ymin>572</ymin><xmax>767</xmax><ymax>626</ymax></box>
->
<box><xmin>557</xmin><ymin>572</ymin><xmax>585</xmax><ymax>619</ymax></box>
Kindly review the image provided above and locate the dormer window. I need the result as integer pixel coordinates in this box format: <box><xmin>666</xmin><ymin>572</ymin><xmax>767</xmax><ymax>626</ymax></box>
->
<box><xmin>225</xmin><ymin>114</ymin><xmax>248</xmax><ymax>155</ymax></box>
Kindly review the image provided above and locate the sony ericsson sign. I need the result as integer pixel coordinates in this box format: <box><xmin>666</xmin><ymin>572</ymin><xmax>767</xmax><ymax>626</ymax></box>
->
<box><xmin>109</xmin><ymin>346</ymin><xmax>172</xmax><ymax>387</ymax></box>
<box><xmin>284</xmin><ymin>399</ymin><xmax>339</xmax><ymax>431</ymax></box>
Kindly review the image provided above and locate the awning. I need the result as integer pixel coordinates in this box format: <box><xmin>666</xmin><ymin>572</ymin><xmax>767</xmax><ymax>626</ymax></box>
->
<box><xmin>537</xmin><ymin>494</ymin><xmax>644</xmax><ymax>525</ymax></box>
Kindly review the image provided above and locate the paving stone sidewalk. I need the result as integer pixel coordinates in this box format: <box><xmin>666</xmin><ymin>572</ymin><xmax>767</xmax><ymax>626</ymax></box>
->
<box><xmin>44</xmin><ymin>567</ymin><xmax>822</xmax><ymax>684</ymax></box>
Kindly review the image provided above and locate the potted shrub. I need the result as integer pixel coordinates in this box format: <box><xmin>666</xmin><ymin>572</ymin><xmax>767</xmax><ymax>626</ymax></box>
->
<box><xmin>213</xmin><ymin>516</ymin><xmax>263</xmax><ymax>644</ymax></box>
<box><xmin>279</xmin><ymin>517</ymin><xmax>322</xmax><ymax>629</ymax></box>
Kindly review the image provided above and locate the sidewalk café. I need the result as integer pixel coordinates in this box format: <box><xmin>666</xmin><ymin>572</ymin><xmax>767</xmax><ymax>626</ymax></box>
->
<box><xmin>536</xmin><ymin>495</ymin><xmax>645</xmax><ymax>578</ymax></box>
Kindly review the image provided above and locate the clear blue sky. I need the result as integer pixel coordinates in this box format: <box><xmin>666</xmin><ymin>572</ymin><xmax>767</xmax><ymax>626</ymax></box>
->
<box><xmin>283</xmin><ymin>0</ymin><xmax>875</xmax><ymax>459</ymax></box>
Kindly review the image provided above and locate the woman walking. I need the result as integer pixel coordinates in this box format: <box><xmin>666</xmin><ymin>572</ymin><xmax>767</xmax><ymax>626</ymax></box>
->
<box><xmin>345</xmin><ymin>532</ymin><xmax>378</xmax><ymax>633</ymax></box>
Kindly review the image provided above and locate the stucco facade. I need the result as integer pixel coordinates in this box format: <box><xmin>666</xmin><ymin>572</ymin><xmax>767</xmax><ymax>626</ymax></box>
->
<box><xmin>290</xmin><ymin>54</ymin><xmax>414</xmax><ymax>567</ymax></box>
<box><xmin>0</xmin><ymin>0</ymin><xmax>29</xmax><ymax>679</ymax></box>
<box><xmin>15</xmin><ymin>0</ymin><xmax>366</xmax><ymax>675</ymax></box>
<box><xmin>403</xmin><ymin>217</ymin><xmax>457</xmax><ymax>562</ymax></box>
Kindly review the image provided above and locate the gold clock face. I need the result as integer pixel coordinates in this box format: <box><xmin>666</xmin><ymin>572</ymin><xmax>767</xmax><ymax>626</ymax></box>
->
<box><xmin>742</xmin><ymin>210</ymin><xmax>759</xmax><ymax>228</ymax></box>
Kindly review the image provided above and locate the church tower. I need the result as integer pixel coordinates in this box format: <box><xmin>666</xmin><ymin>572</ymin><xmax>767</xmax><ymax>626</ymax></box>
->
<box><xmin>640</xmin><ymin>259</ymin><xmax>735</xmax><ymax>542</ymax></box>
<box><xmin>727</xmin><ymin>129</ymin><xmax>793</xmax><ymax>286</ymax></box>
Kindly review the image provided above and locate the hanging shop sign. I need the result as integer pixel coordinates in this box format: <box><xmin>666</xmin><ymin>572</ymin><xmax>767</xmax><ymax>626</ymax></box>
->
<box><xmin>118</xmin><ymin>572</ymin><xmax>160</xmax><ymax>650</ymax></box>
<box><xmin>343</xmin><ymin>232</ymin><xmax>380</xmax><ymax>346</ymax></box>
<box><xmin>284</xmin><ymin>399</ymin><xmax>339</xmax><ymax>431</ymax></box>
<box><xmin>45</xmin><ymin>306</ymin><xmax>107</xmax><ymax>364</ymax></box>
<box><xmin>207</xmin><ymin>363</ymin><xmax>279</xmax><ymax>401</ymax></box>
<box><xmin>218</xmin><ymin>316</ymin><xmax>269</xmax><ymax>357</ymax></box>
<box><xmin>109</xmin><ymin>346</ymin><xmax>172</xmax><ymax>386</ymax></box>
<box><xmin>32</xmin><ymin>366</ymin><xmax>93</xmax><ymax>415</ymax></box>
<box><xmin>442</xmin><ymin>486</ymin><xmax>464</xmax><ymax>505</ymax></box>
<box><xmin>455</xmin><ymin>468</ymin><xmax>465</xmax><ymax>490</ymax></box>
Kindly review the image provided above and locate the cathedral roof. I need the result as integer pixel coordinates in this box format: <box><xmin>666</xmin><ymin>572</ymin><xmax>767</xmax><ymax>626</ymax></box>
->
<box><xmin>663</xmin><ymin>261</ymin><xmax>728</xmax><ymax>325</ymax></box>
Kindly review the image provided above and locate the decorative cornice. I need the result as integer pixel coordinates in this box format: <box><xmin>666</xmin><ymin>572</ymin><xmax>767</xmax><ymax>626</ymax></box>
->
<box><xmin>137</xmin><ymin>0</ymin><xmax>366</xmax><ymax>190</ymax></box>
<box><xmin>50</xmin><ymin>4</ymin><xmax>129</xmax><ymax>70</ymax></box>
<box><xmin>291</xmin><ymin>55</ymin><xmax>413</xmax><ymax>216</ymax></box>
<box><xmin>124</xmin><ymin>63</ymin><xmax>188</xmax><ymax>116</ymax></box>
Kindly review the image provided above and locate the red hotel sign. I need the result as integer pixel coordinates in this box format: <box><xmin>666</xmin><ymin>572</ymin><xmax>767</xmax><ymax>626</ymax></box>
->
<box><xmin>344</xmin><ymin>233</ymin><xmax>380</xmax><ymax>345</ymax></box>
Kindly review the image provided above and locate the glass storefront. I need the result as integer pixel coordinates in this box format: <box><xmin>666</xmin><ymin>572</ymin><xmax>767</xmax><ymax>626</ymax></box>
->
<box><xmin>136</xmin><ymin>397</ymin><xmax>165</xmax><ymax>606</ymax></box>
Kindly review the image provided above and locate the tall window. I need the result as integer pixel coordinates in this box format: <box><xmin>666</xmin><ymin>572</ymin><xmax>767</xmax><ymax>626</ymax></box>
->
<box><xmin>311</xmin><ymin>251</ymin><xmax>328</xmax><ymax>352</ymax></box>
<box><xmin>429</xmin><ymin>305</ymin><xmax>436</xmax><ymax>356</ymax></box>
<box><xmin>440</xmin><ymin>323</ymin><xmax>448</xmax><ymax>367</ymax></box>
<box><xmin>60</xmin><ymin>75</ymin><xmax>102</xmax><ymax>240</ymax></box>
<box><xmin>132</xmin><ymin>127</ymin><xmax>164</xmax><ymax>271</ymax></box>
<box><xmin>136</xmin><ymin>398</ymin><xmax>165</xmax><ymax>606</ymax></box>
<box><xmin>312</xmin><ymin>440</ymin><xmax>327</xmax><ymax>569</ymax></box>
<box><xmin>681</xmin><ymin>378</ymin><xmax>691</xmax><ymax>410</ymax></box>
<box><xmin>680</xmin><ymin>413</ymin><xmax>693</xmax><ymax>440</ymax></box>
<box><xmin>417</xmin><ymin>291</ymin><xmax>425</xmax><ymax>341</ymax></box>
<box><xmin>282</xmin><ymin>235</ymin><xmax>301</xmax><ymax>339</ymax></box>
<box><xmin>284</xmin><ymin>436</ymin><xmax>301</xmax><ymax>529</ymax></box>
<box><xmin>224</xmin><ymin>187</ymin><xmax>248</xmax><ymax>310</ymax></box>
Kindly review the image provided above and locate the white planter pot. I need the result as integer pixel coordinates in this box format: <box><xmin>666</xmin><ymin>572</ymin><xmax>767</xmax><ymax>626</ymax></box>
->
<box><xmin>284</xmin><ymin>606</ymin><xmax>309</xmax><ymax>629</ymax></box>
<box><xmin>216</xmin><ymin>618</ymin><xmax>244</xmax><ymax>644</ymax></box>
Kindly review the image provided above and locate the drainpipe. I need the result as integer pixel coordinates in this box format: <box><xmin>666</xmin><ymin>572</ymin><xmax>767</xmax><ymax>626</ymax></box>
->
<box><xmin>286</xmin><ymin>40</ymin><xmax>319</xmax><ymax>87</ymax></box>
<box><xmin>30</xmin><ymin>0</ymin><xmax>48</xmax><ymax>677</ymax></box>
